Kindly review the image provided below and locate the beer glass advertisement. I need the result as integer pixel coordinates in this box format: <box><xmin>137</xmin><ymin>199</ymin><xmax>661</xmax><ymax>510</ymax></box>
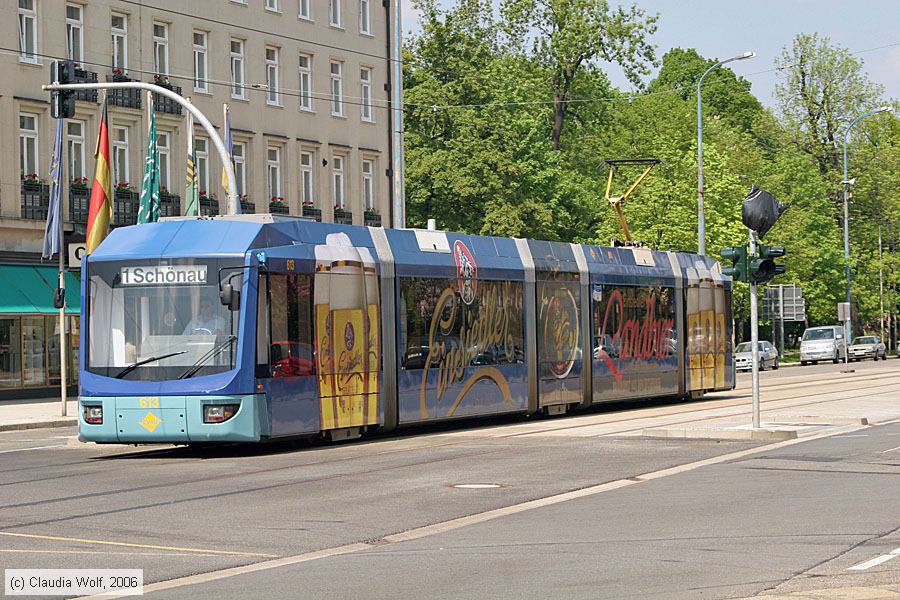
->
<box><xmin>536</xmin><ymin>278</ymin><xmax>583</xmax><ymax>406</ymax></box>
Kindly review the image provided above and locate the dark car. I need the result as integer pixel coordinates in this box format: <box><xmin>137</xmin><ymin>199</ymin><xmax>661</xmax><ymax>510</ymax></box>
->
<box><xmin>271</xmin><ymin>341</ymin><xmax>315</xmax><ymax>377</ymax></box>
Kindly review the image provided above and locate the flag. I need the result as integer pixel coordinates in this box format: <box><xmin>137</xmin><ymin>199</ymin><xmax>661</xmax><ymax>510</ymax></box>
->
<box><xmin>137</xmin><ymin>92</ymin><xmax>160</xmax><ymax>224</ymax></box>
<box><xmin>41</xmin><ymin>118</ymin><xmax>64</xmax><ymax>259</ymax></box>
<box><xmin>220</xmin><ymin>104</ymin><xmax>241</xmax><ymax>214</ymax></box>
<box><xmin>184</xmin><ymin>106</ymin><xmax>199</xmax><ymax>216</ymax></box>
<box><xmin>86</xmin><ymin>98</ymin><xmax>112</xmax><ymax>254</ymax></box>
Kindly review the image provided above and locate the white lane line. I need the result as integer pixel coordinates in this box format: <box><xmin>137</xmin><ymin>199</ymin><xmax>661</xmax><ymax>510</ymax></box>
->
<box><xmin>835</xmin><ymin>435</ymin><xmax>868</xmax><ymax>438</ymax></box>
<box><xmin>848</xmin><ymin>548</ymin><xmax>900</xmax><ymax>571</ymax></box>
<box><xmin>0</xmin><ymin>444</ymin><xmax>66</xmax><ymax>455</ymax></box>
<box><xmin>80</xmin><ymin>424</ymin><xmax>862</xmax><ymax>600</ymax></box>
<box><xmin>881</xmin><ymin>445</ymin><xmax>900</xmax><ymax>453</ymax></box>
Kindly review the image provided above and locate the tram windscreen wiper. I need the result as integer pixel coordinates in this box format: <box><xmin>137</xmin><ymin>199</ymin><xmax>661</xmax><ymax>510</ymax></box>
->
<box><xmin>177</xmin><ymin>335</ymin><xmax>237</xmax><ymax>380</ymax></box>
<box><xmin>114</xmin><ymin>351</ymin><xmax>188</xmax><ymax>379</ymax></box>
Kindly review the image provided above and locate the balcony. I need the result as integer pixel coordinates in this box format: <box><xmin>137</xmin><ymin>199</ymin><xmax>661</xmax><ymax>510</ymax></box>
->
<box><xmin>106</xmin><ymin>74</ymin><xmax>142</xmax><ymax>110</ymax></box>
<box><xmin>69</xmin><ymin>186</ymin><xmax>90</xmax><ymax>224</ymax></box>
<box><xmin>20</xmin><ymin>182</ymin><xmax>49</xmax><ymax>220</ymax></box>
<box><xmin>334</xmin><ymin>208</ymin><xmax>353</xmax><ymax>225</ymax></box>
<box><xmin>240</xmin><ymin>200</ymin><xmax>255</xmax><ymax>214</ymax></box>
<box><xmin>113</xmin><ymin>190</ymin><xmax>138</xmax><ymax>226</ymax></box>
<box><xmin>160</xmin><ymin>192</ymin><xmax>181</xmax><ymax>218</ymax></box>
<box><xmin>302</xmin><ymin>205</ymin><xmax>322</xmax><ymax>222</ymax></box>
<box><xmin>200</xmin><ymin>198</ymin><xmax>219</xmax><ymax>217</ymax></box>
<box><xmin>151</xmin><ymin>79</ymin><xmax>183</xmax><ymax>115</ymax></box>
<box><xmin>74</xmin><ymin>68</ymin><xmax>98</xmax><ymax>103</ymax></box>
<box><xmin>364</xmin><ymin>211</ymin><xmax>382</xmax><ymax>227</ymax></box>
<box><xmin>269</xmin><ymin>202</ymin><xmax>289</xmax><ymax>215</ymax></box>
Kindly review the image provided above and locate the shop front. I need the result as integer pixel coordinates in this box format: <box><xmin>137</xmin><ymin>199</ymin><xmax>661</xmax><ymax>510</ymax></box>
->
<box><xmin>0</xmin><ymin>265</ymin><xmax>80</xmax><ymax>398</ymax></box>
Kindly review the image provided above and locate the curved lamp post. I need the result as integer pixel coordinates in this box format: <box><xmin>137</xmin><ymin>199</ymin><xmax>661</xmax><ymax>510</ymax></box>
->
<box><xmin>697</xmin><ymin>50</ymin><xmax>755</xmax><ymax>255</ymax></box>
<box><xmin>842</xmin><ymin>105</ymin><xmax>893</xmax><ymax>343</ymax></box>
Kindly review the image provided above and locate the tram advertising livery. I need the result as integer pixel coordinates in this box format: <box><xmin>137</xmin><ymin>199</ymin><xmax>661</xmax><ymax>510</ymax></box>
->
<box><xmin>78</xmin><ymin>217</ymin><xmax>733</xmax><ymax>444</ymax></box>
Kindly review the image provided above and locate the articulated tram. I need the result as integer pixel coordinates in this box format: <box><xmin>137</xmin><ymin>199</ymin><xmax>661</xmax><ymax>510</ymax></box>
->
<box><xmin>78</xmin><ymin>215</ymin><xmax>734</xmax><ymax>444</ymax></box>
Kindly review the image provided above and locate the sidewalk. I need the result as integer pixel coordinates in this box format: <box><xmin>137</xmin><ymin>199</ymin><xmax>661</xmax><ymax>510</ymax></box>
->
<box><xmin>0</xmin><ymin>397</ymin><xmax>78</xmax><ymax>432</ymax></box>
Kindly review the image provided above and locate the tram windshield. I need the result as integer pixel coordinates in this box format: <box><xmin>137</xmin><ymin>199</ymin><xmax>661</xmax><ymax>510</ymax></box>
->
<box><xmin>86</xmin><ymin>258</ymin><xmax>243</xmax><ymax>381</ymax></box>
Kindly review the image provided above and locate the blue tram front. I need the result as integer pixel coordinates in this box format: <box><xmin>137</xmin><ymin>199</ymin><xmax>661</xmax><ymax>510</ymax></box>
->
<box><xmin>78</xmin><ymin>215</ymin><xmax>734</xmax><ymax>444</ymax></box>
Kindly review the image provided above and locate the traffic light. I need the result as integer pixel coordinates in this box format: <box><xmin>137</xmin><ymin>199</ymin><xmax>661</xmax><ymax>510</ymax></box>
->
<box><xmin>720</xmin><ymin>244</ymin><xmax>748</xmax><ymax>283</ymax></box>
<box><xmin>50</xmin><ymin>60</ymin><xmax>76</xmax><ymax>119</ymax></box>
<box><xmin>749</xmin><ymin>244</ymin><xmax>786</xmax><ymax>284</ymax></box>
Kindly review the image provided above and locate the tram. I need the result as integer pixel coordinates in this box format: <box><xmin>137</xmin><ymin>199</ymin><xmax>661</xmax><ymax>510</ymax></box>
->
<box><xmin>77</xmin><ymin>215</ymin><xmax>734</xmax><ymax>444</ymax></box>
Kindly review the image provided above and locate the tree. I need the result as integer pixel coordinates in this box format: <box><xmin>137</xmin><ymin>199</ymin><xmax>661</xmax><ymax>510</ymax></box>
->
<box><xmin>500</xmin><ymin>0</ymin><xmax>658</xmax><ymax>150</ymax></box>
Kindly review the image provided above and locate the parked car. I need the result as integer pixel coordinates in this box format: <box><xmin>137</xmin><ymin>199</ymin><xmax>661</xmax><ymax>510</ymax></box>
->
<box><xmin>734</xmin><ymin>341</ymin><xmax>779</xmax><ymax>372</ymax></box>
<box><xmin>848</xmin><ymin>335</ymin><xmax>886</xmax><ymax>361</ymax></box>
<box><xmin>799</xmin><ymin>325</ymin><xmax>847</xmax><ymax>365</ymax></box>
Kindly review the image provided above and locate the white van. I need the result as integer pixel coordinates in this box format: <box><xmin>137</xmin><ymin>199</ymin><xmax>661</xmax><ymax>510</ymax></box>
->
<box><xmin>799</xmin><ymin>326</ymin><xmax>847</xmax><ymax>365</ymax></box>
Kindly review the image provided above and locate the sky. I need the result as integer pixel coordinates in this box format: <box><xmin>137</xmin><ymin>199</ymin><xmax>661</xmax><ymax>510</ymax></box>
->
<box><xmin>400</xmin><ymin>0</ymin><xmax>900</xmax><ymax>108</ymax></box>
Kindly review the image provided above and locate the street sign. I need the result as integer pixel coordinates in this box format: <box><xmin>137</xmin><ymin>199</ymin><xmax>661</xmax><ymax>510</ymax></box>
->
<box><xmin>68</xmin><ymin>243</ymin><xmax>86</xmax><ymax>268</ymax></box>
<box><xmin>762</xmin><ymin>284</ymin><xmax>805</xmax><ymax>321</ymax></box>
<box><xmin>838</xmin><ymin>302</ymin><xmax>851</xmax><ymax>322</ymax></box>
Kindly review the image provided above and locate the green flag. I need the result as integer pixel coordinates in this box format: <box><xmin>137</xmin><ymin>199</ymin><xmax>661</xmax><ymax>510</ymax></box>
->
<box><xmin>137</xmin><ymin>92</ymin><xmax>160</xmax><ymax>224</ymax></box>
<box><xmin>184</xmin><ymin>108</ymin><xmax>199</xmax><ymax>216</ymax></box>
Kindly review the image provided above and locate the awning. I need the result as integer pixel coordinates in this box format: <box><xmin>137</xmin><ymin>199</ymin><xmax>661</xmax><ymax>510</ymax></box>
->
<box><xmin>0</xmin><ymin>266</ymin><xmax>80</xmax><ymax>315</ymax></box>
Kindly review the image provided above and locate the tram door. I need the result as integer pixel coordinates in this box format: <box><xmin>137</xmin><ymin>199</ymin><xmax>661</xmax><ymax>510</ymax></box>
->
<box><xmin>313</xmin><ymin>233</ymin><xmax>380</xmax><ymax>430</ymax></box>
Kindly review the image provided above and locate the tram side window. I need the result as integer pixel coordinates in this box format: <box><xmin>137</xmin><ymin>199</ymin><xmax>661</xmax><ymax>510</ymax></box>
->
<box><xmin>264</xmin><ymin>272</ymin><xmax>315</xmax><ymax>378</ymax></box>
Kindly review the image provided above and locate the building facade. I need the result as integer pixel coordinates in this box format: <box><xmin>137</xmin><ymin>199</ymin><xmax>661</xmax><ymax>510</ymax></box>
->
<box><xmin>1</xmin><ymin>0</ymin><xmax>396</xmax><ymax>395</ymax></box>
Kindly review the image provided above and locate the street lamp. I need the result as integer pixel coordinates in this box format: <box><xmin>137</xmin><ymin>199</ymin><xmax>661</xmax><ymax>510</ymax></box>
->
<box><xmin>842</xmin><ymin>105</ymin><xmax>893</xmax><ymax>343</ymax></box>
<box><xmin>697</xmin><ymin>50</ymin><xmax>755</xmax><ymax>256</ymax></box>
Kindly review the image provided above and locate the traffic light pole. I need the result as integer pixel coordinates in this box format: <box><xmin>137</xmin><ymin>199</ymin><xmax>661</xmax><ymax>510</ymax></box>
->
<box><xmin>749</xmin><ymin>230</ymin><xmax>761</xmax><ymax>429</ymax></box>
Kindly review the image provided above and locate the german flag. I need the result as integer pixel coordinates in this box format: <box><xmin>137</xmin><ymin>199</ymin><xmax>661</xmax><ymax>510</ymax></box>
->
<box><xmin>86</xmin><ymin>98</ymin><xmax>112</xmax><ymax>254</ymax></box>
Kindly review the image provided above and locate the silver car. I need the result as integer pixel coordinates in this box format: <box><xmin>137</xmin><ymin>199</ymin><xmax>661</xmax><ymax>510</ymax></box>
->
<box><xmin>734</xmin><ymin>341</ymin><xmax>779</xmax><ymax>372</ymax></box>
<box><xmin>848</xmin><ymin>336</ymin><xmax>886</xmax><ymax>361</ymax></box>
<box><xmin>800</xmin><ymin>326</ymin><xmax>847</xmax><ymax>365</ymax></box>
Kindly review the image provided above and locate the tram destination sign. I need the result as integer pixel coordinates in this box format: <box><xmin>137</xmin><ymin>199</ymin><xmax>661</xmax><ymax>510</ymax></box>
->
<box><xmin>120</xmin><ymin>265</ymin><xmax>208</xmax><ymax>286</ymax></box>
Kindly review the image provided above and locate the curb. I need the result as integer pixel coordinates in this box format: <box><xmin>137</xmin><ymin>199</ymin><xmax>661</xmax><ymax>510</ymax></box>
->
<box><xmin>642</xmin><ymin>427</ymin><xmax>798</xmax><ymax>441</ymax></box>
<box><xmin>0</xmin><ymin>419</ymin><xmax>77</xmax><ymax>433</ymax></box>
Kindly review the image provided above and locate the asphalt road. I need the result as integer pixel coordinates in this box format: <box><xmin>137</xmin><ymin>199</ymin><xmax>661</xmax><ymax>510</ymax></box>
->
<box><xmin>0</xmin><ymin>360</ymin><xmax>897</xmax><ymax>599</ymax></box>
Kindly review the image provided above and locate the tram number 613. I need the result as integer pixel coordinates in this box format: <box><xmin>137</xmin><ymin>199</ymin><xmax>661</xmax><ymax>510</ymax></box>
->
<box><xmin>139</xmin><ymin>397</ymin><xmax>160</xmax><ymax>408</ymax></box>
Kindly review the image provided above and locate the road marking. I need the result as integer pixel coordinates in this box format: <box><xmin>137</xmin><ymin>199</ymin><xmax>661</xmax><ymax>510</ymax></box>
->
<box><xmin>0</xmin><ymin>532</ymin><xmax>276</xmax><ymax>558</ymax></box>
<box><xmin>881</xmin><ymin>445</ymin><xmax>900</xmax><ymax>453</ymax></box>
<box><xmin>0</xmin><ymin>444</ymin><xmax>66</xmax><ymax>454</ymax></box>
<box><xmin>82</xmin><ymin>425</ymin><xmax>856</xmax><ymax>600</ymax></box>
<box><xmin>834</xmin><ymin>435</ymin><xmax>868</xmax><ymax>438</ymax></box>
<box><xmin>0</xmin><ymin>549</ymin><xmax>217</xmax><ymax>557</ymax></box>
<box><xmin>848</xmin><ymin>548</ymin><xmax>900</xmax><ymax>571</ymax></box>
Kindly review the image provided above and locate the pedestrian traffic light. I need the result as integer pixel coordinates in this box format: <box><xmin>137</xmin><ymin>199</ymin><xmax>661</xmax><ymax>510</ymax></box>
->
<box><xmin>50</xmin><ymin>60</ymin><xmax>76</xmax><ymax>119</ymax></box>
<box><xmin>749</xmin><ymin>244</ymin><xmax>786</xmax><ymax>284</ymax></box>
<box><xmin>720</xmin><ymin>244</ymin><xmax>748</xmax><ymax>283</ymax></box>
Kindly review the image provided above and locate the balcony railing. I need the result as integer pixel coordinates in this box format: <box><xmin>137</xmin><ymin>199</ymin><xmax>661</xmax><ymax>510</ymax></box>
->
<box><xmin>74</xmin><ymin>68</ymin><xmax>99</xmax><ymax>103</ymax></box>
<box><xmin>69</xmin><ymin>187</ymin><xmax>90</xmax><ymax>224</ymax></box>
<box><xmin>113</xmin><ymin>190</ymin><xmax>138</xmax><ymax>226</ymax></box>
<box><xmin>160</xmin><ymin>193</ymin><xmax>181</xmax><ymax>218</ymax></box>
<box><xmin>200</xmin><ymin>198</ymin><xmax>219</xmax><ymax>217</ymax></box>
<box><xmin>364</xmin><ymin>211</ymin><xmax>382</xmax><ymax>227</ymax></box>
<box><xmin>302</xmin><ymin>205</ymin><xmax>322</xmax><ymax>222</ymax></box>
<box><xmin>334</xmin><ymin>208</ymin><xmax>353</xmax><ymax>225</ymax></box>
<box><xmin>269</xmin><ymin>203</ymin><xmax>289</xmax><ymax>215</ymax></box>
<box><xmin>152</xmin><ymin>81</ymin><xmax>183</xmax><ymax>115</ymax></box>
<box><xmin>240</xmin><ymin>200</ymin><xmax>255</xmax><ymax>214</ymax></box>
<box><xmin>20</xmin><ymin>183</ymin><xmax>49</xmax><ymax>220</ymax></box>
<box><xmin>106</xmin><ymin>74</ymin><xmax>142</xmax><ymax>110</ymax></box>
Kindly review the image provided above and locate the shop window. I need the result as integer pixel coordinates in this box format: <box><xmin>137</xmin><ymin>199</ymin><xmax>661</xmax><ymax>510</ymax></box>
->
<box><xmin>0</xmin><ymin>318</ymin><xmax>22</xmax><ymax>388</ymax></box>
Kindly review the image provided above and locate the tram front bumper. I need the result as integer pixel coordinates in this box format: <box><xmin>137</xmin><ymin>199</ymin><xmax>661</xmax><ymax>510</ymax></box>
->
<box><xmin>78</xmin><ymin>395</ymin><xmax>266</xmax><ymax>443</ymax></box>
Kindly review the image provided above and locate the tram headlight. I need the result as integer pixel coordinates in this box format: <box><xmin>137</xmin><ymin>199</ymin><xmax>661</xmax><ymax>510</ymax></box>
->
<box><xmin>203</xmin><ymin>404</ymin><xmax>240</xmax><ymax>423</ymax></box>
<box><xmin>82</xmin><ymin>405</ymin><xmax>103</xmax><ymax>424</ymax></box>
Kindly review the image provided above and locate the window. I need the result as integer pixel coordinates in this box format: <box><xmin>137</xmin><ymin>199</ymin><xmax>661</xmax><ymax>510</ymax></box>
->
<box><xmin>233</xmin><ymin>142</ymin><xmax>246</xmax><ymax>196</ymax></box>
<box><xmin>329</xmin><ymin>0</ymin><xmax>341</xmax><ymax>27</ymax></box>
<box><xmin>19</xmin><ymin>114</ymin><xmax>38</xmax><ymax>178</ymax></box>
<box><xmin>67</xmin><ymin>120</ymin><xmax>85</xmax><ymax>182</ymax></box>
<box><xmin>298</xmin><ymin>54</ymin><xmax>313</xmax><ymax>111</ymax></box>
<box><xmin>0</xmin><ymin>318</ymin><xmax>22</xmax><ymax>388</ymax></box>
<box><xmin>266</xmin><ymin>47</ymin><xmax>280</xmax><ymax>105</ymax></box>
<box><xmin>330</xmin><ymin>61</ymin><xmax>343</xmax><ymax>116</ymax></box>
<box><xmin>267</xmin><ymin>147</ymin><xmax>281</xmax><ymax>202</ymax></box>
<box><xmin>362</xmin><ymin>159</ymin><xmax>374</xmax><ymax>210</ymax></box>
<box><xmin>111</xmin><ymin>13</ymin><xmax>127</xmax><ymax>71</ymax></box>
<box><xmin>332</xmin><ymin>155</ymin><xmax>344</xmax><ymax>208</ymax></box>
<box><xmin>193</xmin><ymin>31</ymin><xmax>208</xmax><ymax>92</ymax></box>
<box><xmin>299</xmin><ymin>0</ymin><xmax>311</xmax><ymax>20</ymax></box>
<box><xmin>18</xmin><ymin>0</ymin><xmax>38</xmax><ymax>63</ymax></box>
<box><xmin>359</xmin><ymin>0</ymin><xmax>371</xmax><ymax>34</ymax></box>
<box><xmin>230</xmin><ymin>39</ymin><xmax>245</xmax><ymax>99</ymax></box>
<box><xmin>66</xmin><ymin>4</ymin><xmax>83</xmax><ymax>65</ymax></box>
<box><xmin>153</xmin><ymin>23</ymin><xmax>168</xmax><ymax>75</ymax></box>
<box><xmin>195</xmin><ymin>137</ymin><xmax>209</xmax><ymax>194</ymax></box>
<box><xmin>264</xmin><ymin>273</ymin><xmax>315</xmax><ymax>378</ymax></box>
<box><xmin>265</xmin><ymin>0</ymin><xmax>279</xmax><ymax>11</ymax></box>
<box><xmin>157</xmin><ymin>131</ymin><xmax>170</xmax><ymax>191</ymax></box>
<box><xmin>360</xmin><ymin>67</ymin><xmax>373</xmax><ymax>122</ymax></box>
<box><xmin>300</xmin><ymin>151</ymin><xmax>314</xmax><ymax>206</ymax></box>
<box><xmin>111</xmin><ymin>126</ymin><xmax>129</xmax><ymax>186</ymax></box>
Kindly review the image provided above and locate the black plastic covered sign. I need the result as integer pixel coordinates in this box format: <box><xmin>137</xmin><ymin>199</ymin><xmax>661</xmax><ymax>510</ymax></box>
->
<box><xmin>741</xmin><ymin>185</ymin><xmax>787</xmax><ymax>238</ymax></box>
